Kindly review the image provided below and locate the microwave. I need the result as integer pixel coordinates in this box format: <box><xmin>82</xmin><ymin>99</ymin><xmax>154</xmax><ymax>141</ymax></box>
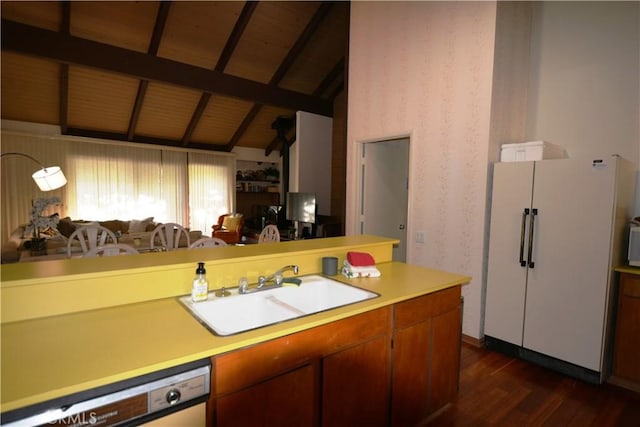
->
<box><xmin>628</xmin><ymin>225</ymin><xmax>640</xmax><ymax>266</ymax></box>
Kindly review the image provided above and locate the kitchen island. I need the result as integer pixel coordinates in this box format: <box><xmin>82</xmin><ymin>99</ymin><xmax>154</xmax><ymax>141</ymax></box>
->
<box><xmin>1</xmin><ymin>235</ymin><xmax>470</xmax><ymax>425</ymax></box>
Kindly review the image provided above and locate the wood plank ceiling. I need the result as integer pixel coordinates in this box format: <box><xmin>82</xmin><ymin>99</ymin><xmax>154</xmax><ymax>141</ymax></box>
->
<box><xmin>0</xmin><ymin>1</ymin><xmax>349</xmax><ymax>155</ymax></box>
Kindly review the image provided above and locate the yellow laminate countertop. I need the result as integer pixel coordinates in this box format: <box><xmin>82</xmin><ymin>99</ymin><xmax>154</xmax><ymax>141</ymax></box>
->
<box><xmin>614</xmin><ymin>265</ymin><xmax>640</xmax><ymax>275</ymax></box>
<box><xmin>1</xmin><ymin>262</ymin><xmax>470</xmax><ymax>413</ymax></box>
<box><xmin>1</xmin><ymin>235</ymin><xmax>398</xmax><ymax>323</ymax></box>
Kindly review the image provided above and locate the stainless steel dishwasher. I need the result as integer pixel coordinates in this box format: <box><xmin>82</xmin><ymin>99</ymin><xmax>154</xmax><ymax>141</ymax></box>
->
<box><xmin>1</xmin><ymin>358</ymin><xmax>210</xmax><ymax>426</ymax></box>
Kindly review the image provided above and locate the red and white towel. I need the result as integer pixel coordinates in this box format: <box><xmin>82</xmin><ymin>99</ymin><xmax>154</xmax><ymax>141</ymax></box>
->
<box><xmin>342</xmin><ymin>251</ymin><xmax>381</xmax><ymax>278</ymax></box>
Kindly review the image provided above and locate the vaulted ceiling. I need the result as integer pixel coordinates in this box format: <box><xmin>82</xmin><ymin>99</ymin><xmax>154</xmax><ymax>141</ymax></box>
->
<box><xmin>0</xmin><ymin>1</ymin><xmax>349</xmax><ymax>155</ymax></box>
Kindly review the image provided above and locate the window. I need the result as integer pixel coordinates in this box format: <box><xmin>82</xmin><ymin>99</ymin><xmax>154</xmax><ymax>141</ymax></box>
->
<box><xmin>188</xmin><ymin>152</ymin><xmax>235</xmax><ymax>235</ymax></box>
<box><xmin>1</xmin><ymin>132</ymin><xmax>234</xmax><ymax>239</ymax></box>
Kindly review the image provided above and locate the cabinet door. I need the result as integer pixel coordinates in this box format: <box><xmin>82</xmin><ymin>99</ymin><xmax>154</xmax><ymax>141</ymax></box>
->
<box><xmin>391</xmin><ymin>319</ymin><xmax>430</xmax><ymax>427</ymax></box>
<box><xmin>215</xmin><ymin>364</ymin><xmax>317</xmax><ymax>427</ymax></box>
<box><xmin>485</xmin><ymin>161</ymin><xmax>534</xmax><ymax>345</ymax></box>
<box><xmin>391</xmin><ymin>288</ymin><xmax>461</xmax><ymax>426</ymax></box>
<box><xmin>613</xmin><ymin>273</ymin><xmax>640</xmax><ymax>382</ymax></box>
<box><xmin>524</xmin><ymin>158</ymin><xmax>616</xmax><ymax>371</ymax></box>
<box><xmin>429</xmin><ymin>306</ymin><xmax>462</xmax><ymax>413</ymax></box>
<box><xmin>322</xmin><ymin>336</ymin><xmax>390</xmax><ymax>427</ymax></box>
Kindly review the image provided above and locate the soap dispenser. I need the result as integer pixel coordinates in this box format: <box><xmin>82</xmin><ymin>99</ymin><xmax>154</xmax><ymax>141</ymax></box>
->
<box><xmin>191</xmin><ymin>262</ymin><xmax>209</xmax><ymax>302</ymax></box>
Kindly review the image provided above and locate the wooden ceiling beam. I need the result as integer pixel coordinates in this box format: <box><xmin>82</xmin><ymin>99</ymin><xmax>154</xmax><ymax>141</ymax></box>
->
<box><xmin>227</xmin><ymin>103</ymin><xmax>264</xmax><ymax>151</ymax></box>
<box><xmin>58</xmin><ymin>2</ymin><xmax>70</xmax><ymax>134</ymax></box>
<box><xmin>313</xmin><ymin>57</ymin><xmax>345</xmax><ymax>97</ymax></box>
<box><xmin>227</xmin><ymin>2</ymin><xmax>334</xmax><ymax>152</ymax></box>
<box><xmin>128</xmin><ymin>1</ymin><xmax>172</xmax><ymax>141</ymax></box>
<box><xmin>264</xmin><ymin>116</ymin><xmax>296</xmax><ymax>156</ymax></box>
<box><xmin>215</xmin><ymin>1</ymin><xmax>258</xmax><ymax>74</ymax></box>
<box><xmin>1</xmin><ymin>19</ymin><xmax>332</xmax><ymax>116</ymax></box>
<box><xmin>264</xmin><ymin>55</ymin><xmax>345</xmax><ymax>157</ymax></box>
<box><xmin>181</xmin><ymin>93</ymin><xmax>212</xmax><ymax>146</ymax></box>
<box><xmin>66</xmin><ymin>127</ymin><xmax>229</xmax><ymax>152</ymax></box>
<box><xmin>182</xmin><ymin>1</ymin><xmax>258</xmax><ymax>147</ymax></box>
<box><xmin>270</xmin><ymin>2</ymin><xmax>333</xmax><ymax>85</ymax></box>
<box><xmin>327</xmin><ymin>80</ymin><xmax>345</xmax><ymax>101</ymax></box>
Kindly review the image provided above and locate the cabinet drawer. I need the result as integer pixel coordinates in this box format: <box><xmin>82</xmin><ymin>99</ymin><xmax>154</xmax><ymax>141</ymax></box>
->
<box><xmin>214</xmin><ymin>307</ymin><xmax>391</xmax><ymax>395</ymax></box>
<box><xmin>621</xmin><ymin>274</ymin><xmax>640</xmax><ymax>298</ymax></box>
<box><xmin>394</xmin><ymin>286</ymin><xmax>461</xmax><ymax>329</ymax></box>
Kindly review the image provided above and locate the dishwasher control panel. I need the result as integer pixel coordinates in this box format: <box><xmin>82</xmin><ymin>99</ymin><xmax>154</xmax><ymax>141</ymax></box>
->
<box><xmin>1</xmin><ymin>361</ymin><xmax>211</xmax><ymax>427</ymax></box>
<box><xmin>149</xmin><ymin>372</ymin><xmax>208</xmax><ymax>412</ymax></box>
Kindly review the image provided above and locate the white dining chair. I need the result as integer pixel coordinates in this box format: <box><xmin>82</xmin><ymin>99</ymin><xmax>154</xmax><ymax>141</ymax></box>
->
<box><xmin>189</xmin><ymin>237</ymin><xmax>228</xmax><ymax>249</ymax></box>
<box><xmin>67</xmin><ymin>225</ymin><xmax>118</xmax><ymax>257</ymax></box>
<box><xmin>258</xmin><ymin>224</ymin><xmax>280</xmax><ymax>243</ymax></box>
<box><xmin>85</xmin><ymin>243</ymin><xmax>140</xmax><ymax>257</ymax></box>
<box><xmin>150</xmin><ymin>223</ymin><xmax>190</xmax><ymax>250</ymax></box>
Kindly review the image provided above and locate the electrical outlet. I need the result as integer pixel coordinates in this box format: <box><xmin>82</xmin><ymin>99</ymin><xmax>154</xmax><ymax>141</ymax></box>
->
<box><xmin>416</xmin><ymin>231</ymin><xmax>425</xmax><ymax>244</ymax></box>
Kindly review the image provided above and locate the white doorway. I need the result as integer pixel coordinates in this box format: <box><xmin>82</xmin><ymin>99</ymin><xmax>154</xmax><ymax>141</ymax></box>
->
<box><xmin>359</xmin><ymin>137</ymin><xmax>410</xmax><ymax>262</ymax></box>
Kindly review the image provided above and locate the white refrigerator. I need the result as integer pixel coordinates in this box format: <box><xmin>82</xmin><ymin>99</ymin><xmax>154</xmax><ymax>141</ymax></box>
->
<box><xmin>484</xmin><ymin>156</ymin><xmax>634</xmax><ymax>382</ymax></box>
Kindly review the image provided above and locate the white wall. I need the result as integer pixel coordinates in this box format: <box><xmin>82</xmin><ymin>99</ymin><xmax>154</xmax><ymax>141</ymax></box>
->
<box><xmin>347</xmin><ymin>1</ymin><xmax>640</xmax><ymax>340</ymax></box>
<box><xmin>347</xmin><ymin>1</ymin><xmax>498</xmax><ymax>339</ymax></box>
<box><xmin>526</xmin><ymin>2</ymin><xmax>639</xmax><ymax>167</ymax></box>
<box><xmin>291</xmin><ymin>111</ymin><xmax>333</xmax><ymax>216</ymax></box>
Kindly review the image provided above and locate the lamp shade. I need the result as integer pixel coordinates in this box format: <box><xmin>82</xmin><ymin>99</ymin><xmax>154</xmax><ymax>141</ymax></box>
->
<box><xmin>32</xmin><ymin>166</ymin><xmax>67</xmax><ymax>191</ymax></box>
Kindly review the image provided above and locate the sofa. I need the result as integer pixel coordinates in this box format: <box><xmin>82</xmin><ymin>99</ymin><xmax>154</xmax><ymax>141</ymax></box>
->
<box><xmin>1</xmin><ymin>217</ymin><xmax>202</xmax><ymax>263</ymax></box>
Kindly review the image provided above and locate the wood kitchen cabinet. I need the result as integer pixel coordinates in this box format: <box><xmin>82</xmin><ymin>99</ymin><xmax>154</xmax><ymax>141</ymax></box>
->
<box><xmin>216</xmin><ymin>364</ymin><xmax>317</xmax><ymax>426</ymax></box>
<box><xmin>392</xmin><ymin>286</ymin><xmax>462</xmax><ymax>426</ymax></box>
<box><xmin>208</xmin><ymin>286</ymin><xmax>462</xmax><ymax>427</ymax></box>
<box><xmin>210</xmin><ymin>307</ymin><xmax>391</xmax><ymax>427</ymax></box>
<box><xmin>612</xmin><ymin>272</ymin><xmax>640</xmax><ymax>390</ymax></box>
<box><xmin>322</xmin><ymin>335</ymin><xmax>390</xmax><ymax>426</ymax></box>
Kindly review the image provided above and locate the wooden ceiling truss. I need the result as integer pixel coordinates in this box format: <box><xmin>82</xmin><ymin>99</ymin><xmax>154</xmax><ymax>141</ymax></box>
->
<box><xmin>0</xmin><ymin>1</ymin><xmax>348</xmax><ymax>155</ymax></box>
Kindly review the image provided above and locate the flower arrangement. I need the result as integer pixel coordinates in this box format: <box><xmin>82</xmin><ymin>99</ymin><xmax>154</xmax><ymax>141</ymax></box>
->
<box><xmin>25</xmin><ymin>197</ymin><xmax>61</xmax><ymax>239</ymax></box>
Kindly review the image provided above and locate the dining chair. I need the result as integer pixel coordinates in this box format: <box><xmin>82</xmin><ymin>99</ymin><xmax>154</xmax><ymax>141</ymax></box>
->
<box><xmin>189</xmin><ymin>237</ymin><xmax>228</xmax><ymax>249</ymax></box>
<box><xmin>85</xmin><ymin>243</ymin><xmax>140</xmax><ymax>257</ymax></box>
<box><xmin>258</xmin><ymin>224</ymin><xmax>280</xmax><ymax>243</ymax></box>
<box><xmin>150</xmin><ymin>223</ymin><xmax>190</xmax><ymax>250</ymax></box>
<box><xmin>67</xmin><ymin>225</ymin><xmax>118</xmax><ymax>257</ymax></box>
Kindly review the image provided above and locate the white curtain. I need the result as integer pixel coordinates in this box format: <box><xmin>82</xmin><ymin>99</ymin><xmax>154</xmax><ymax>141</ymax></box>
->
<box><xmin>188</xmin><ymin>151</ymin><xmax>235</xmax><ymax>235</ymax></box>
<box><xmin>1</xmin><ymin>132</ymin><xmax>234</xmax><ymax>240</ymax></box>
<box><xmin>161</xmin><ymin>150</ymin><xmax>188</xmax><ymax>225</ymax></box>
<box><xmin>66</xmin><ymin>142</ymin><xmax>168</xmax><ymax>221</ymax></box>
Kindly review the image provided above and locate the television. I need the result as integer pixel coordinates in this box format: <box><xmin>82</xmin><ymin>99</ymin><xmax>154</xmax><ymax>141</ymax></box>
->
<box><xmin>286</xmin><ymin>192</ymin><xmax>316</xmax><ymax>224</ymax></box>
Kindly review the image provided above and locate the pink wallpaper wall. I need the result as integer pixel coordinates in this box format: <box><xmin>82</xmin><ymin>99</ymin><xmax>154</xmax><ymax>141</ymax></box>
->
<box><xmin>346</xmin><ymin>1</ymin><xmax>498</xmax><ymax>338</ymax></box>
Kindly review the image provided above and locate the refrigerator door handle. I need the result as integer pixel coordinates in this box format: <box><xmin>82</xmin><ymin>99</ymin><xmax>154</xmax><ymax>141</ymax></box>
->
<box><xmin>519</xmin><ymin>208</ymin><xmax>529</xmax><ymax>267</ymax></box>
<box><xmin>527</xmin><ymin>208</ymin><xmax>538</xmax><ymax>268</ymax></box>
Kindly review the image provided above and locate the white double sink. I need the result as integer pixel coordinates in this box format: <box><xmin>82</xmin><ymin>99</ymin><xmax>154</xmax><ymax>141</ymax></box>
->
<box><xmin>179</xmin><ymin>274</ymin><xmax>379</xmax><ymax>336</ymax></box>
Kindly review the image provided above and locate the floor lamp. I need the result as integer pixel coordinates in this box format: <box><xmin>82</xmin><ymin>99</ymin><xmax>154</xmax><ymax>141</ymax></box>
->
<box><xmin>1</xmin><ymin>152</ymin><xmax>67</xmax><ymax>191</ymax></box>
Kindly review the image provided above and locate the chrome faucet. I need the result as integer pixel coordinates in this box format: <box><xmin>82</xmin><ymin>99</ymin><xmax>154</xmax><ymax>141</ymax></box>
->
<box><xmin>258</xmin><ymin>265</ymin><xmax>299</xmax><ymax>288</ymax></box>
<box><xmin>238</xmin><ymin>265</ymin><xmax>299</xmax><ymax>294</ymax></box>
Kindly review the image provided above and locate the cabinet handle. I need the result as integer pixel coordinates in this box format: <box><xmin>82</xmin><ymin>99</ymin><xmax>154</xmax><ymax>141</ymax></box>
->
<box><xmin>519</xmin><ymin>208</ymin><xmax>529</xmax><ymax>267</ymax></box>
<box><xmin>527</xmin><ymin>208</ymin><xmax>538</xmax><ymax>268</ymax></box>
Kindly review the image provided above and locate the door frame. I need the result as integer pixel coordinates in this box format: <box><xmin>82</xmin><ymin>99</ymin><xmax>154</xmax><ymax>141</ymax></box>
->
<box><xmin>354</xmin><ymin>134</ymin><xmax>412</xmax><ymax>262</ymax></box>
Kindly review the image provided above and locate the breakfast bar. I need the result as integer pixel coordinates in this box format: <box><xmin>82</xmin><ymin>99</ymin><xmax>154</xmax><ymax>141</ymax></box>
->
<box><xmin>1</xmin><ymin>235</ymin><xmax>470</xmax><ymax>426</ymax></box>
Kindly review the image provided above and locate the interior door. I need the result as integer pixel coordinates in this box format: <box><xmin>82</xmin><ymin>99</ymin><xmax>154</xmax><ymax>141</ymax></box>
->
<box><xmin>523</xmin><ymin>157</ymin><xmax>616</xmax><ymax>371</ymax></box>
<box><xmin>361</xmin><ymin>139</ymin><xmax>409</xmax><ymax>262</ymax></box>
<box><xmin>484</xmin><ymin>161</ymin><xmax>534</xmax><ymax>345</ymax></box>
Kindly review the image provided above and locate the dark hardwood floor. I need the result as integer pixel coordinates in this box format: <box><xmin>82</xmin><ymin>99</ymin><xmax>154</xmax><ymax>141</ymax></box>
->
<box><xmin>427</xmin><ymin>343</ymin><xmax>640</xmax><ymax>426</ymax></box>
